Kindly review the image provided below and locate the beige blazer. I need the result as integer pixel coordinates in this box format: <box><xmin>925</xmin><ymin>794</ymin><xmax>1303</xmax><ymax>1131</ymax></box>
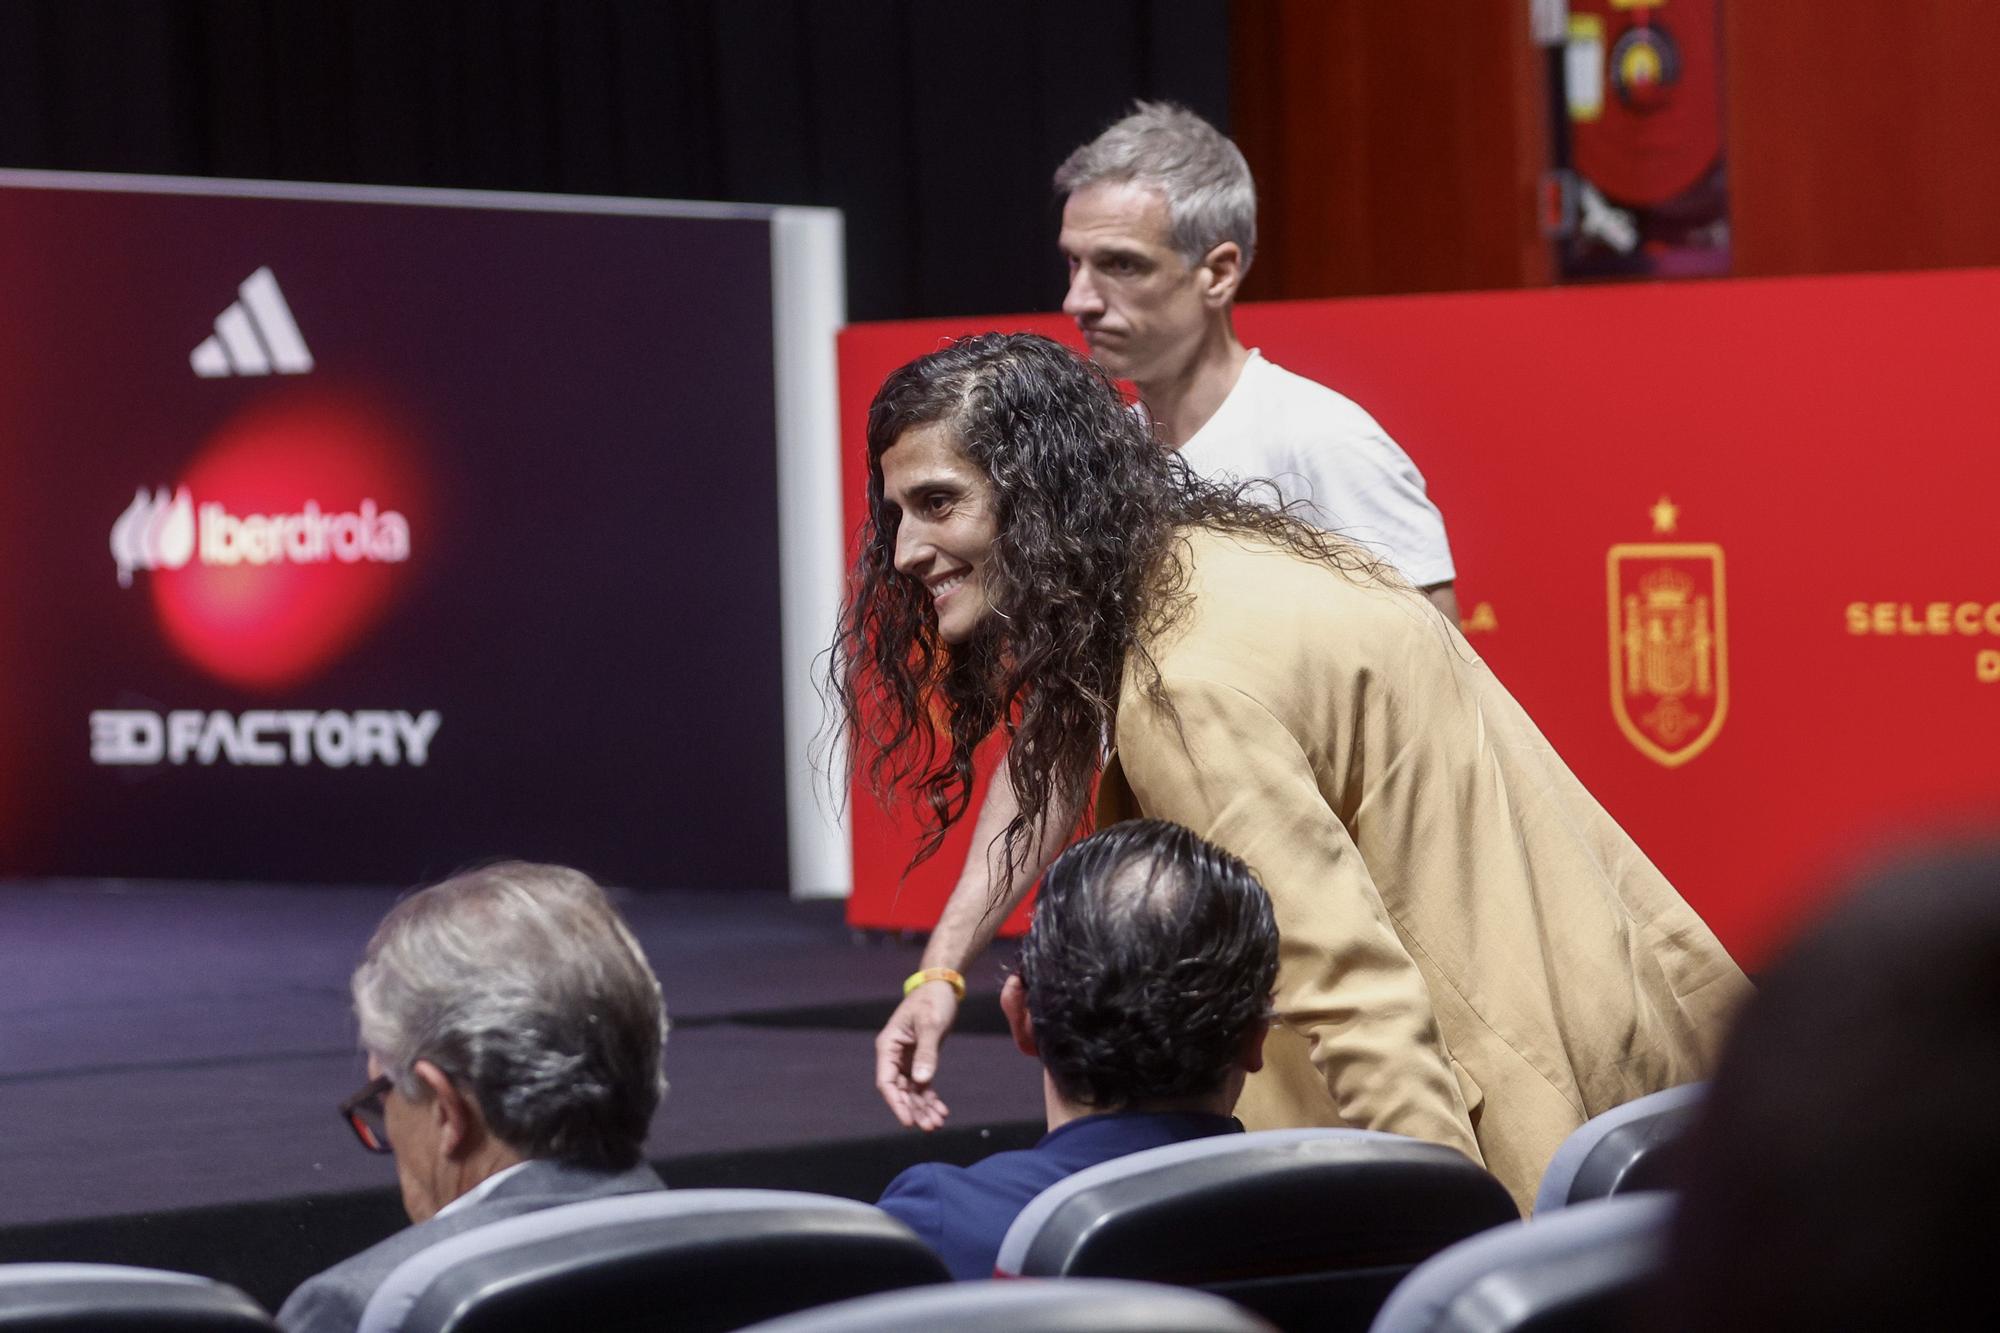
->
<box><xmin>1098</xmin><ymin>528</ymin><xmax>1750</xmax><ymax>1213</ymax></box>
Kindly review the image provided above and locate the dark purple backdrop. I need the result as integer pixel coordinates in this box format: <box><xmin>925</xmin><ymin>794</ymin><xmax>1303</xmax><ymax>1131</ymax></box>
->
<box><xmin>0</xmin><ymin>179</ymin><xmax>788</xmax><ymax>890</ymax></box>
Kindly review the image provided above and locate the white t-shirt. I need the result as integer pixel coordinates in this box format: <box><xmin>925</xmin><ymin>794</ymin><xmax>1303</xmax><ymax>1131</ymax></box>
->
<box><xmin>1177</xmin><ymin>351</ymin><xmax>1456</xmax><ymax>587</ymax></box>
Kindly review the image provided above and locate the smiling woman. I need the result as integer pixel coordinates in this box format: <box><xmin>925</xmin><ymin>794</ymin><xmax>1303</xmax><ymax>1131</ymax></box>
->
<box><xmin>831</xmin><ymin>331</ymin><xmax>1751</xmax><ymax>1213</ymax></box>
<box><xmin>832</xmin><ymin>331</ymin><xmax>1377</xmax><ymax>880</ymax></box>
<box><xmin>878</xmin><ymin>422</ymin><xmax>1001</xmax><ymax>646</ymax></box>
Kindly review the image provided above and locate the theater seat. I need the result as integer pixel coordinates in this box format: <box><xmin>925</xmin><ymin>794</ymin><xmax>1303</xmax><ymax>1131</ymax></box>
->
<box><xmin>995</xmin><ymin>1129</ymin><xmax>1519</xmax><ymax>1333</ymax></box>
<box><xmin>1532</xmin><ymin>1083</ymin><xmax>1704</xmax><ymax>1214</ymax></box>
<box><xmin>739</xmin><ymin>1277</ymin><xmax>1279</xmax><ymax>1333</ymax></box>
<box><xmin>356</xmin><ymin>1189</ymin><xmax>948</xmax><ymax>1333</ymax></box>
<box><xmin>0</xmin><ymin>1263</ymin><xmax>276</xmax><ymax>1330</ymax></box>
<box><xmin>1367</xmin><ymin>1194</ymin><xmax>1671</xmax><ymax>1333</ymax></box>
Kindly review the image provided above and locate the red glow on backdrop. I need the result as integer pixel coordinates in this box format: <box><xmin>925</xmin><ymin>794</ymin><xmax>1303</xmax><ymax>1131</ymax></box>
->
<box><xmin>0</xmin><ymin>614</ymin><xmax>17</xmax><ymax>844</ymax></box>
<box><xmin>149</xmin><ymin>390</ymin><xmax>429</xmax><ymax>690</ymax></box>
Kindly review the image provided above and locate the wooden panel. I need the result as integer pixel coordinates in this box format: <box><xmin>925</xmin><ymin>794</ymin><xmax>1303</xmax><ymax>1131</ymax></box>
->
<box><xmin>1231</xmin><ymin>0</ymin><xmax>1550</xmax><ymax>300</ymax></box>
<box><xmin>1727</xmin><ymin>0</ymin><xmax>2000</xmax><ymax>277</ymax></box>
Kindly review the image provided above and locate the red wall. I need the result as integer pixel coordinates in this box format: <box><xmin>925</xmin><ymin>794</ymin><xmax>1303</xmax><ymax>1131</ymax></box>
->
<box><xmin>1231</xmin><ymin>0</ymin><xmax>1551</xmax><ymax>301</ymax></box>
<box><xmin>1727</xmin><ymin>0</ymin><xmax>2000</xmax><ymax>278</ymax></box>
<box><xmin>839</xmin><ymin>271</ymin><xmax>2000</xmax><ymax>966</ymax></box>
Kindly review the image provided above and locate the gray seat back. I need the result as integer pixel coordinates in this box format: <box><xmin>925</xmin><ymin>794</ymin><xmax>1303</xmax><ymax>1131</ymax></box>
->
<box><xmin>1532</xmin><ymin>1083</ymin><xmax>1704</xmax><ymax>1213</ymax></box>
<box><xmin>1368</xmin><ymin>1193</ymin><xmax>1671</xmax><ymax>1333</ymax></box>
<box><xmin>357</xmin><ymin>1189</ymin><xmax>947</xmax><ymax>1333</ymax></box>
<box><xmin>0</xmin><ymin>1263</ymin><xmax>275</xmax><ymax>1331</ymax></box>
<box><xmin>996</xmin><ymin>1129</ymin><xmax>1519</xmax><ymax>1333</ymax></box>
<box><xmin>740</xmin><ymin>1277</ymin><xmax>1280</xmax><ymax>1333</ymax></box>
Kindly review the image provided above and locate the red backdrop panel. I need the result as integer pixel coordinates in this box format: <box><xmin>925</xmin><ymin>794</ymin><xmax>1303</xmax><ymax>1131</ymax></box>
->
<box><xmin>838</xmin><ymin>272</ymin><xmax>2000</xmax><ymax>966</ymax></box>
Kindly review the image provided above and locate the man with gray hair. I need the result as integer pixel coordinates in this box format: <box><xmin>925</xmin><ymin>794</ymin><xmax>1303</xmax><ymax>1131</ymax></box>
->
<box><xmin>1051</xmin><ymin>102</ymin><xmax>1457</xmax><ymax>609</ymax></box>
<box><xmin>278</xmin><ymin>862</ymin><xmax>667</xmax><ymax>1333</ymax></box>
<box><xmin>876</xmin><ymin>101</ymin><xmax>1462</xmax><ymax>1136</ymax></box>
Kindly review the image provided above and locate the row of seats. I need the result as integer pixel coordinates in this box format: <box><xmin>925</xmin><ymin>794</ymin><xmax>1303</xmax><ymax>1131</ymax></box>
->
<box><xmin>0</xmin><ymin>1270</ymin><xmax>1277</xmax><ymax>1333</ymax></box>
<box><xmin>0</xmin><ymin>1088</ymin><xmax>1697</xmax><ymax>1332</ymax></box>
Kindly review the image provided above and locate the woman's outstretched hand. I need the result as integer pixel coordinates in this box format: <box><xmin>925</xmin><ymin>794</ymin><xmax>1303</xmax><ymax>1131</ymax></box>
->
<box><xmin>875</xmin><ymin>979</ymin><xmax>961</xmax><ymax>1131</ymax></box>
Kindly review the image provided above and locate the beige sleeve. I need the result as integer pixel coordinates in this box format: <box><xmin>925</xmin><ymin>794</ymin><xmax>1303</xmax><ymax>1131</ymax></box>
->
<box><xmin>1115</xmin><ymin>673</ymin><xmax>1481</xmax><ymax>1162</ymax></box>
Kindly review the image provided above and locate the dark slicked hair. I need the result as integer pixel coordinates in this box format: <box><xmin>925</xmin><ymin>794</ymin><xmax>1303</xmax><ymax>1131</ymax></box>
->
<box><xmin>1663</xmin><ymin>842</ymin><xmax>2000</xmax><ymax>1330</ymax></box>
<box><xmin>1018</xmin><ymin>819</ymin><xmax>1278</xmax><ymax>1109</ymax></box>
<box><xmin>830</xmin><ymin>332</ymin><xmax>1395</xmax><ymax>884</ymax></box>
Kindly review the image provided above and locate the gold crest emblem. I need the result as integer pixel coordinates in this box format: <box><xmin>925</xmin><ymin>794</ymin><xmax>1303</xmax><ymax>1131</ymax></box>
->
<box><xmin>1608</xmin><ymin>500</ymin><xmax>1727</xmax><ymax>767</ymax></box>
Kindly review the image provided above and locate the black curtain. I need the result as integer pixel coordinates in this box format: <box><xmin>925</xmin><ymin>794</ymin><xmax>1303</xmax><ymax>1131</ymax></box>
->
<box><xmin>0</xmin><ymin>0</ymin><xmax>1230</xmax><ymax>321</ymax></box>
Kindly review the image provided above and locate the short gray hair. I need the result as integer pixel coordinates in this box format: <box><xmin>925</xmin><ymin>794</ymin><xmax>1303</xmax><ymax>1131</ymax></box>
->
<box><xmin>1053</xmin><ymin>100</ymin><xmax>1257</xmax><ymax>276</ymax></box>
<box><xmin>353</xmin><ymin>861</ymin><xmax>667</xmax><ymax>1169</ymax></box>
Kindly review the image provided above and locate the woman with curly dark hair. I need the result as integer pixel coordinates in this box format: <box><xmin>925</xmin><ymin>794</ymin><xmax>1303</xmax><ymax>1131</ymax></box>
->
<box><xmin>835</xmin><ymin>331</ymin><xmax>1749</xmax><ymax>1212</ymax></box>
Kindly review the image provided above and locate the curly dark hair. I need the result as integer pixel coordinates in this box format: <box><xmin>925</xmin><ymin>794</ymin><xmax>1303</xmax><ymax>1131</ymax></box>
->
<box><xmin>1018</xmin><ymin>819</ymin><xmax>1277</xmax><ymax>1108</ymax></box>
<box><xmin>830</xmin><ymin>331</ymin><xmax>1398</xmax><ymax>883</ymax></box>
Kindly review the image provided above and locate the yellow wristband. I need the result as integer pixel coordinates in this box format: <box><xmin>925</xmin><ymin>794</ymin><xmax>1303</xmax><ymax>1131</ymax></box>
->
<box><xmin>903</xmin><ymin>967</ymin><xmax>966</xmax><ymax>1001</ymax></box>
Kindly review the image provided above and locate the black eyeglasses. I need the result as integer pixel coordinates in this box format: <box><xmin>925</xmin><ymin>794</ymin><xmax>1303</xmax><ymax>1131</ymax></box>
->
<box><xmin>339</xmin><ymin>1073</ymin><xmax>395</xmax><ymax>1154</ymax></box>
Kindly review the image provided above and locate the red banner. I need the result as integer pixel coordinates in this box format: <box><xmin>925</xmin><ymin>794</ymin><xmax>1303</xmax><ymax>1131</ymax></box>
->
<box><xmin>838</xmin><ymin>271</ymin><xmax>2000</xmax><ymax>966</ymax></box>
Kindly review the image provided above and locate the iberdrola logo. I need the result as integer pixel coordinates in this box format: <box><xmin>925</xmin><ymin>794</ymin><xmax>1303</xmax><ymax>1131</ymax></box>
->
<box><xmin>111</xmin><ymin>486</ymin><xmax>411</xmax><ymax>589</ymax></box>
<box><xmin>110</xmin><ymin>486</ymin><xmax>197</xmax><ymax>586</ymax></box>
<box><xmin>107</xmin><ymin>389</ymin><xmax>429</xmax><ymax>690</ymax></box>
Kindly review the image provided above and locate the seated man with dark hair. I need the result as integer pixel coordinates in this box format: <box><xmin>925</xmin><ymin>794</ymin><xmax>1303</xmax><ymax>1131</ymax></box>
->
<box><xmin>278</xmin><ymin>861</ymin><xmax>669</xmax><ymax>1333</ymax></box>
<box><xmin>877</xmin><ymin>819</ymin><xmax>1277</xmax><ymax>1279</ymax></box>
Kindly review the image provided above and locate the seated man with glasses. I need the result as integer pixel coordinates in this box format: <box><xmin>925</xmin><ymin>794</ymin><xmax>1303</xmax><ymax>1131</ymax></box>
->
<box><xmin>876</xmin><ymin>819</ymin><xmax>1277</xmax><ymax>1280</ymax></box>
<box><xmin>278</xmin><ymin>861</ymin><xmax>668</xmax><ymax>1333</ymax></box>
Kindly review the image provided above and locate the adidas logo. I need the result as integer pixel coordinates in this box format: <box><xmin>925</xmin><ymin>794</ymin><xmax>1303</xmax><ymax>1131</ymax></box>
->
<box><xmin>190</xmin><ymin>267</ymin><xmax>315</xmax><ymax>378</ymax></box>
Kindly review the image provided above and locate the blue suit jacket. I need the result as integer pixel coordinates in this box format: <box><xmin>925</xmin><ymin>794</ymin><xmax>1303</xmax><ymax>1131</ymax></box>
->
<box><xmin>877</xmin><ymin>1111</ymin><xmax>1242</xmax><ymax>1280</ymax></box>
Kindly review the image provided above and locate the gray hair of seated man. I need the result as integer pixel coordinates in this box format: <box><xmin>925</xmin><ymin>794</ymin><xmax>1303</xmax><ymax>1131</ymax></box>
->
<box><xmin>1053</xmin><ymin>99</ymin><xmax>1257</xmax><ymax>276</ymax></box>
<box><xmin>353</xmin><ymin>860</ymin><xmax>667</xmax><ymax>1168</ymax></box>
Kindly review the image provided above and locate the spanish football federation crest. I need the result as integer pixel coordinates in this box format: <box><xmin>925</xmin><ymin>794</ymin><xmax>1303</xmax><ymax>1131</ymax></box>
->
<box><xmin>1607</xmin><ymin>498</ymin><xmax>1727</xmax><ymax>767</ymax></box>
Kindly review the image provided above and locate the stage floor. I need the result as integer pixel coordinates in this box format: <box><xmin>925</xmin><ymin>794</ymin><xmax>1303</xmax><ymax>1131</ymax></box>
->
<box><xmin>0</xmin><ymin>878</ymin><xmax>1042</xmax><ymax>1304</ymax></box>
